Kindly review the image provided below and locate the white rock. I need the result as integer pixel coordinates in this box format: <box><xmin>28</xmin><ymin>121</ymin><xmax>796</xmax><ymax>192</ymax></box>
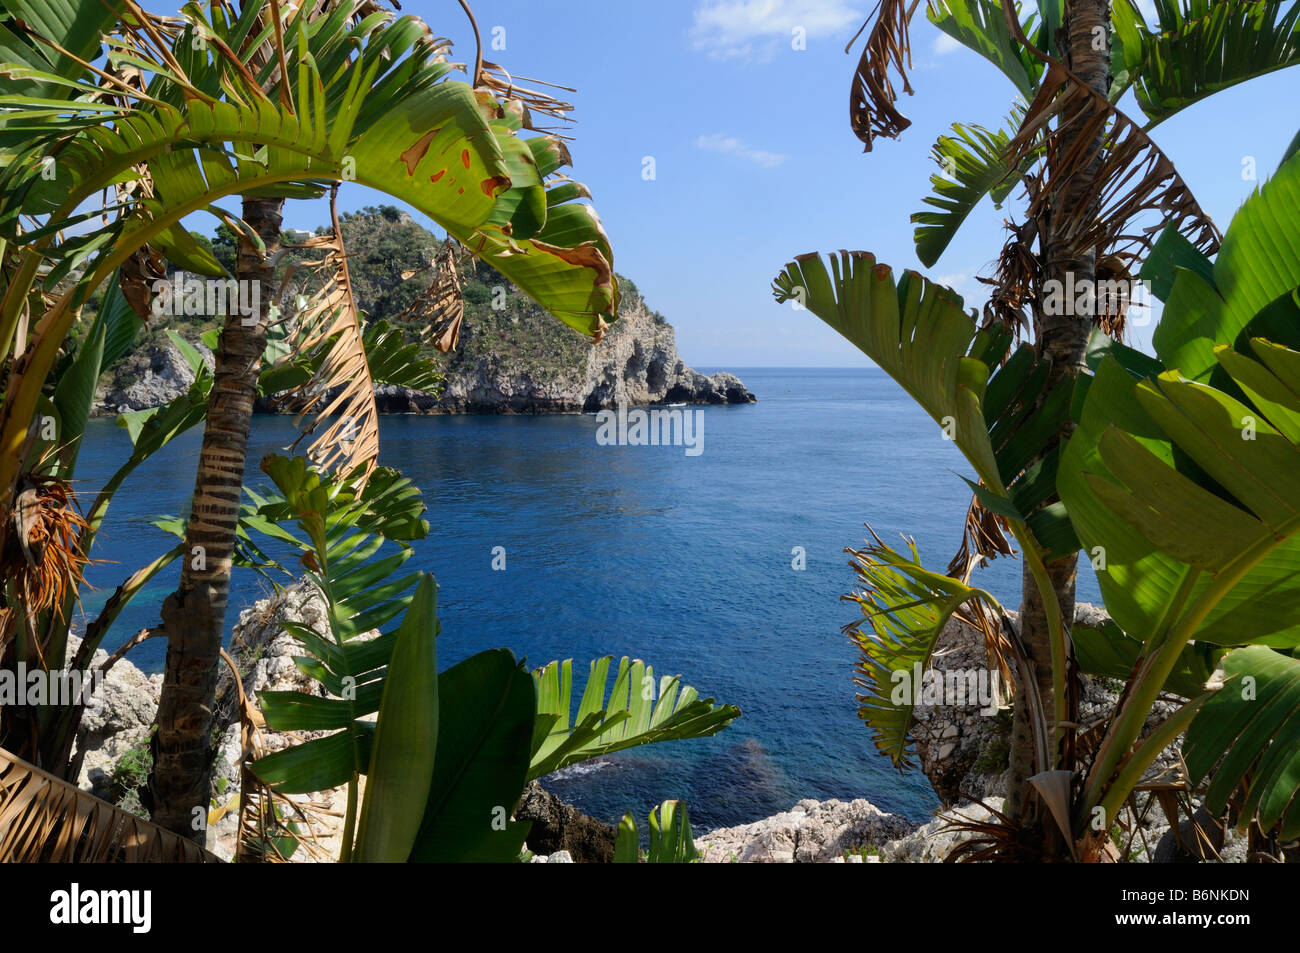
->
<box><xmin>695</xmin><ymin>798</ymin><xmax>915</xmax><ymax>863</ymax></box>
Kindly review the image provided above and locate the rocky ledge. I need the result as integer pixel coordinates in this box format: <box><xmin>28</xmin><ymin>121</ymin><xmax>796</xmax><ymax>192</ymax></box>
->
<box><xmin>73</xmin><ymin>581</ymin><xmax>632</xmax><ymax>862</ymax></box>
<box><xmin>93</xmin><ymin>287</ymin><xmax>754</xmax><ymax>416</ymax></box>
<box><xmin>695</xmin><ymin>798</ymin><xmax>916</xmax><ymax>863</ymax></box>
<box><xmin>429</xmin><ymin>288</ymin><xmax>755</xmax><ymax>414</ymax></box>
<box><xmin>693</xmin><ymin>603</ymin><xmax>1250</xmax><ymax>863</ymax></box>
<box><xmin>73</xmin><ymin>588</ymin><xmax>1235</xmax><ymax>862</ymax></box>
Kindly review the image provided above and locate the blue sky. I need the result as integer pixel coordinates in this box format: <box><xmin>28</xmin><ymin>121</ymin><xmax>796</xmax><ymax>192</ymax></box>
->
<box><xmin>245</xmin><ymin>2</ymin><xmax>1300</xmax><ymax>366</ymax></box>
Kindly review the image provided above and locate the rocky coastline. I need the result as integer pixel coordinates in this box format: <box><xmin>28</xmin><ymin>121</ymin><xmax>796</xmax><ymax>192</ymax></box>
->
<box><xmin>73</xmin><ymin>586</ymin><xmax>1235</xmax><ymax>863</ymax></box>
<box><xmin>92</xmin><ymin>287</ymin><xmax>755</xmax><ymax>417</ymax></box>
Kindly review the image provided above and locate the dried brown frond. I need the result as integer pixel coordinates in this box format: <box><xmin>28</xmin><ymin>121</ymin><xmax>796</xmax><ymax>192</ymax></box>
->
<box><xmin>977</xmin><ymin>216</ymin><xmax>1040</xmax><ymax>342</ymax></box>
<box><xmin>847</xmin><ymin>1</ymin><xmax>922</xmax><ymax>152</ymax></box>
<box><xmin>1</xmin><ymin>474</ymin><xmax>90</xmax><ymax>621</ymax></box>
<box><xmin>95</xmin><ymin>63</ymin><xmax>166</xmax><ymax>320</ymax></box>
<box><xmin>1001</xmin><ymin>6</ymin><xmax>1221</xmax><ymax>263</ymax></box>
<box><xmin>0</xmin><ymin>747</ymin><xmax>219</xmax><ymax>861</ymax></box>
<box><xmin>118</xmin><ymin>244</ymin><xmax>165</xmax><ymax>321</ymax></box>
<box><xmin>941</xmin><ymin>799</ymin><xmax>1050</xmax><ymax>862</ymax></box>
<box><xmin>478</xmin><ymin>61</ymin><xmax>576</xmax><ymax>135</ymax></box>
<box><xmin>947</xmin><ymin>491</ymin><xmax>1016</xmax><ymax>581</ymax></box>
<box><xmin>223</xmin><ymin>649</ymin><xmax>329</xmax><ymax>863</ymax></box>
<box><xmin>1093</xmin><ymin>253</ymin><xmax>1133</xmax><ymax>341</ymax></box>
<box><xmin>945</xmin><ymin>493</ymin><xmax>1017</xmax><ymax>700</ymax></box>
<box><xmin>454</xmin><ymin>0</ymin><xmax>575</xmax><ymax>134</ymax></box>
<box><xmin>955</xmin><ymin>595</ymin><xmax>1015</xmax><ymax>695</ymax></box>
<box><xmin>393</xmin><ymin>239</ymin><xmax>465</xmax><ymax>352</ymax></box>
<box><xmin>279</xmin><ymin>192</ymin><xmax>380</xmax><ymax>484</ymax></box>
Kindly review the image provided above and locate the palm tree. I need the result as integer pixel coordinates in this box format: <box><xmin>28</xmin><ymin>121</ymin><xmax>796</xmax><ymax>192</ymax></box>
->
<box><xmin>776</xmin><ymin>137</ymin><xmax>1300</xmax><ymax>857</ymax></box>
<box><xmin>822</xmin><ymin>0</ymin><xmax>1300</xmax><ymax>856</ymax></box>
<box><xmin>0</xmin><ymin>0</ymin><xmax>617</xmax><ymax>842</ymax></box>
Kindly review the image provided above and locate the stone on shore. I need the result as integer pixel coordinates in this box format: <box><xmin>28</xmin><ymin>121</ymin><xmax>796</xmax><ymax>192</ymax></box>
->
<box><xmin>696</xmin><ymin>797</ymin><xmax>915</xmax><ymax>863</ymax></box>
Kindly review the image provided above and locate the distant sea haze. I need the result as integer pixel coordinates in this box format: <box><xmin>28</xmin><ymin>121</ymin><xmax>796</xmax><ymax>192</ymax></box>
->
<box><xmin>75</xmin><ymin>368</ymin><xmax>1100</xmax><ymax>830</ymax></box>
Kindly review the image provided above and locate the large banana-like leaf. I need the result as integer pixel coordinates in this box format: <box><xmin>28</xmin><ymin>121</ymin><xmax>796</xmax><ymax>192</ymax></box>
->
<box><xmin>1152</xmin><ymin>148</ymin><xmax>1300</xmax><ymax>384</ymax></box>
<box><xmin>1184</xmin><ymin>645</ymin><xmax>1300</xmax><ymax>840</ymax></box>
<box><xmin>408</xmin><ymin>649</ymin><xmax>534</xmax><ymax>863</ymax></box>
<box><xmin>0</xmin><ymin>0</ymin><xmax>616</xmax><ymax>497</ymax></box>
<box><xmin>846</xmin><ymin>534</ymin><xmax>1003</xmax><ymax>768</ymax></box>
<box><xmin>0</xmin><ymin>747</ymin><xmax>219</xmax><ymax>862</ymax></box>
<box><xmin>352</xmin><ymin>574</ymin><xmax>439</xmax><ymax>863</ymax></box>
<box><xmin>1061</xmin><ymin>346</ymin><xmax>1300</xmax><ymax>650</ymax></box>
<box><xmin>774</xmin><ymin>252</ymin><xmax>1007</xmax><ymax>492</ymax></box>
<box><xmin>243</xmin><ymin>456</ymin><xmax>429</xmax><ymax>795</ymax></box>
<box><xmin>1063</xmin><ymin>154</ymin><xmax>1300</xmax><ymax>651</ymax></box>
<box><xmin>1073</xmin><ymin>620</ymin><xmax>1222</xmax><ymax>699</ymax></box>
<box><xmin>528</xmin><ymin>657</ymin><xmax>740</xmax><ymax>781</ymax></box>
<box><xmin>772</xmin><ymin>251</ymin><xmax>1078</xmax><ymax>558</ymax></box>
<box><xmin>1112</xmin><ymin>0</ymin><xmax>1300</xmax><ymax>128</ymax></box>
<box><xmin>926</xmin><ymin>0</ymin><xmax>1044</xmax><ymax>97</ymax></box>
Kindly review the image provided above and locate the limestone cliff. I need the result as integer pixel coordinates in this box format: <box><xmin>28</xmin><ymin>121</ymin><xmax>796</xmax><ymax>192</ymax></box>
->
<box><xmin>93</xmin><ymin>281</ymin><xmax>754</xmax><ymax>416</ymax></box>
<box><xmin>426</xmin><ymin>283</ymin><xmax>755</xmax><ymax>414</ymax></box>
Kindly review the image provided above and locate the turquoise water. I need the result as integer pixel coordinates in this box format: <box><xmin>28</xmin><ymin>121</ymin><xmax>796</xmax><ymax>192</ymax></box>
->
<box><xmin>72</xmin><ymin>368</ymin><xmax>1099</xmax><ymax>829</ymax></box>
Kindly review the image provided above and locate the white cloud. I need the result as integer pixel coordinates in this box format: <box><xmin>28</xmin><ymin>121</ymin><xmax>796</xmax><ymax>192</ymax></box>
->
<box><xmin>933</xmin><ymin>32</ymin><xmax>963</xmax><ymax>56</ymax></box>
<box><xmin>695</xmin><ymin>133</ymin><xmax>787</xmax><ymax>167</ymax></box>
<box><xmin>935</xmin><ymin>271</ymin><xmax>976</xmax><ymax>299</ymax></box>
<box><xmin>691</xmin><ymin>0</ymin><xmax>863</xmax><ymax>61</ymax></box>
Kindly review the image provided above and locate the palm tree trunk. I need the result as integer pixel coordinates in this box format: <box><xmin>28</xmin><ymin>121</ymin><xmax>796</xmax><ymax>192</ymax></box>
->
<box><xmin>1004</xmin><ymin>0</ymin><xmax>1111</xmax><ymax>828</ymax></box>
<box><xmin>148</xmin><ymin>197</ymin><xmax>282</xmax><ymax>840</ymax></box>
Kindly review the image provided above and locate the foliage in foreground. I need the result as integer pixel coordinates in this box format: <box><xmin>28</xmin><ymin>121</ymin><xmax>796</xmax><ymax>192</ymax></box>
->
<box><xmin>776</xmin><ymin>143</ymin><xmax>1300</xmax><ymax>859</ymax></box>
<box><xmin>231</xmin><ymin>456</ymin><xmax>738</xmax><ymax>862</ymax></box>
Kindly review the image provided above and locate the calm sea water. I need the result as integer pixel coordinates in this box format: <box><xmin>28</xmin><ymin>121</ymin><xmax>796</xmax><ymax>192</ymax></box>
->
<box><xmin>73</xmin><ymin>368</ymin><xmax>1099</xmax><ymax>829</ymax></box>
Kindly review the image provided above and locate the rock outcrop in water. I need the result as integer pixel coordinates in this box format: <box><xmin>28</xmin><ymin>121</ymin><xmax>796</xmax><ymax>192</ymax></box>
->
<box><xmin>92</xmin><ymin>260</ymin><xmax>754</xmax><ymax>415</ymax></box>
<box><xmin>432</xmin><ymin>285</ymin><xmax>754</xmax><ymax>413</ymax></box>
<box><xmin>516</xmin><ymin>782</ymin><xmax>617</xmax><ymax>863</ymax></box>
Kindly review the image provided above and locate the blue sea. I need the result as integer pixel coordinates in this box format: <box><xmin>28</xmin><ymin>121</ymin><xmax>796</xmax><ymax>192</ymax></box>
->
<box><xmin>73</xmin><ymin>368</ymin><xmax>1100</xmax><ymax>830</ymax></box>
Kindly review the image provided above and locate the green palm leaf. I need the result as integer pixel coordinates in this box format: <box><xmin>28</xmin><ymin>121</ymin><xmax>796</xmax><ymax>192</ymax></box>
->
<box><xmin>846</xmin><ymin>534</ymin><xmax>1002</xmax><ymax>767</ymax></box>
<box><xmin>913</xmin><ymin>110</ymin><xmax>1033</xmax><ymax>267</ymax></box>
<box><xmin>528</xmin><ymin>657</ymin><xmax>740</xmax><ymax>781</ymax></box>
<box><xmin>244</xmin><ymin>456</ymin><xmax>429</xmax><ymax>794</ymax></box>
<box><xmin>773</xmin><ymin>252</ymin><xmax>1007</xmax><ymax>492</ymax></box>
<box><xmin>1064</xmin><ymin>156</ymin><xmax>1300</xmax><ymax>652</ymax></box>
<box><xmin>408</xmin><ymin>649</ymin><xmax>534</xmax><ymax>862</ymax></box>
<box><xmin>1113</xmin><ymin>0</ymin><xmax>1300</xmax><ymax>128</ymax></box>
<box><xmin>352</xmin><ymin>574</ymin><xmax>439</xmax><ymax>863</ymax></box>
<box><xmin>772</xmin><ymin>251</ymin><xmax>1079</xmax><ymax>560</ymax></box>
<box><xmin>926</xmin><ymin>0</ymin><xmax>1043</xmax><ymax>97</ymax></box>
<box><xmin>1152</xmin><ymin>147</ymin><xmax>1300</xmax><ymax>384</ymax></box>
<box><xmin>1185</xmin><ymin>645</ymin><xmax>1300</xmax><ymax>840</ymax></box>
<box><xmin>0</xmin><ymin>0</ymin><xmax>615</xmax><ymax>429</ymax></box>
<box><xmin>1061</xmin><ymin>346</ymin><xmax>1300</xmax><ymax>650</ymax></box>
<box><xmin>614</xmin><ymin>800</ymin><xmax>700</xmax><ymax>863</ymax></box>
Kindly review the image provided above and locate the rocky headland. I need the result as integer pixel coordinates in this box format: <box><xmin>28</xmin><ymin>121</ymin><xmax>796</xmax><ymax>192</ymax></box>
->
<box><xmin>92</xmin><ymin>209</ymin><xmax>754</xmax><ymax>417</ymax></box>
